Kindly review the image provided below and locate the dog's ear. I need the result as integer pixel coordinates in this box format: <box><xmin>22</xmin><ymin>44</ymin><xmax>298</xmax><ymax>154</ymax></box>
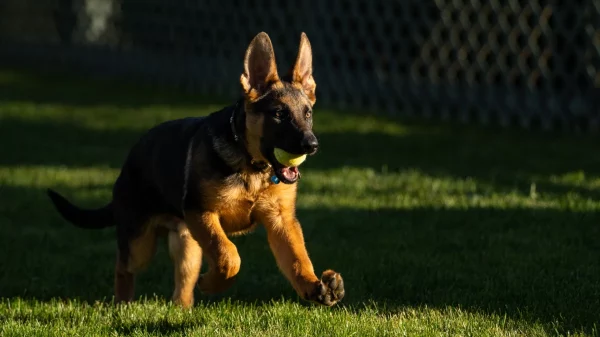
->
<box><xmin>240</xmin><ymin>32</ymin><xmax>280</xmax><ymax>99</ymax></box>
<box><xmin>289</xmin><ymin>32</ymin><xmax>316</xmax><ymax>105</ymax></box>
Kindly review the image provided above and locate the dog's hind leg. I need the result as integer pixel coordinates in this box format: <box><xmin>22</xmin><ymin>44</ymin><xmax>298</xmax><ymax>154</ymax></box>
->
<box><xmin>114</xmin><ymin>249</ymin><xmax>135</xmax><ymax>304</ymax></box>
<box><xmin>168</xmin><ymin>221</ymin><xmax>202</xmax><ymax>308</ymax></box>
<box><xmin>113</xmin><ymin>213</ymin><xmax>159</xmax><ymax>305</ymax></box>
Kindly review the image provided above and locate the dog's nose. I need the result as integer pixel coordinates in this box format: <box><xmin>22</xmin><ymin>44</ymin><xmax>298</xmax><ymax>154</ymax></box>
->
<box><xmin>301</xmin><ymin>133</ymin><xmax>319</xmax><ymax>154</ymax></box>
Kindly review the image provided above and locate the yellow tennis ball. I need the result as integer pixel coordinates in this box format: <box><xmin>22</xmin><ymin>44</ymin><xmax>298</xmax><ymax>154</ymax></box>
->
<box><xmin>274</xmin><ymin>148</ymin><xmax>307</xmax><ymax>167</ymax></box>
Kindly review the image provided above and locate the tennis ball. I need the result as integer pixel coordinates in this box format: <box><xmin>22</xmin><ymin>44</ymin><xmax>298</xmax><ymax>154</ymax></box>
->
<box><xmin>274</xmin><ymin>148</ymin><xmax>307</xmax><ymax>167</ymax></box>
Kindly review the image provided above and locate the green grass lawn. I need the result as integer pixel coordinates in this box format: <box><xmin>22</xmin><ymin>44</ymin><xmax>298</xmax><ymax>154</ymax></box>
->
<box><xmin>0</xmin><ymin>68</ymin><xmax>599</xmax><ymax>336</ymax></box>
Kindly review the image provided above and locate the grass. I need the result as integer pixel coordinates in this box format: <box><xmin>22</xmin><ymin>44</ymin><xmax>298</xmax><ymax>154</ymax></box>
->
<box><xmin>0</xmin><ymin>68</ymin><xmax>599</xmax><ymax>336</ymax></box>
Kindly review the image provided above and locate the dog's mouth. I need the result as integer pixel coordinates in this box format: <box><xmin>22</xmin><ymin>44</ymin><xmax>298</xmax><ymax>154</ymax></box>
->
<box><xmin>272</xmin><ymin>161</ymin><xmax>300</xmax><ymax>184</ymax></box>
<box><xmin>265</xmin><ymin>149</ymin><xmax>301</xmax><ymax>184</ymax></box>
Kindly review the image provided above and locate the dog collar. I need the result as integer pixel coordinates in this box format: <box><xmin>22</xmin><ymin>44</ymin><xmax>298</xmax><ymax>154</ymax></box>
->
<box><xmin>229</xmin><ymin>102</ymin><xmax>275</xmax><ymax>177</ymax></box>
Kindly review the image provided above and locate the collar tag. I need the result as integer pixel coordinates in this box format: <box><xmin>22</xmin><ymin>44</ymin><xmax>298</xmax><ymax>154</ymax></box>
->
<box><xmin>270</xmin><ymin>175</ymin><xmax>280</xmax><ymax>184</ymax></box>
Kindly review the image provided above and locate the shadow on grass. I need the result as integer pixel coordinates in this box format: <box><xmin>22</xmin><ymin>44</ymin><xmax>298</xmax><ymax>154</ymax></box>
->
<box><xmin>1</xmin><ymin>183</ymin><xmax>599</xmax><ymax>334</ymax></box>
<box><xmin>0</xmin><ymin>117</ymin><xmax>137</xmax><ymax>168</ymax></box>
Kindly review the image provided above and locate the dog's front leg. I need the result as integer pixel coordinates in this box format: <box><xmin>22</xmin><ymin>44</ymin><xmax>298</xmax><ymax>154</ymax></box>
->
<box><xmin>184</xmin><ymin>211</ymin><xmax>241</xmax><ymax>294</ymax></box>
<box><xmin>259</xmin><ymin>209</ymin><xmax>345</xmax><ymax>306</ymax></box>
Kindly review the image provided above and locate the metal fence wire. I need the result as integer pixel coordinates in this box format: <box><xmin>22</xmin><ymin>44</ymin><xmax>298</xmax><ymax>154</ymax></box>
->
<box><xmin>1</xmin><ymin>0</ymin><xmax>599</xmax><ymax>131</ymax></box>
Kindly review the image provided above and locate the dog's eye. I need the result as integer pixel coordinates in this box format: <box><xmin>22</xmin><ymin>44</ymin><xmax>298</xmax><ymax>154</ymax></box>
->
<box><xmin>304</xmin><ymin>106</ymin><xmax>312</xmax><ymax>119</ymax></box>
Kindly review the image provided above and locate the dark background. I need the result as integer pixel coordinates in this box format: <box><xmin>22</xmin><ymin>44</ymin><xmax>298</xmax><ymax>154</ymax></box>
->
<box><xmin>1</xmin><ymin>0</ymin><xmax>598</xmax><ymax>132</ymax></box>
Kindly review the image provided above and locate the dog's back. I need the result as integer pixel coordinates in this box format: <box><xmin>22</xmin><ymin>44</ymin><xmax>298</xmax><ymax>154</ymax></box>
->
<box><xmin>48</xmin><ymin>115</ymin><xmax>208</xmax><ymax>228</ymax></box>
<box><xmin>48</xmin><ymin>107</ymin><xmax>236</xmax><ymax>227</ymax></box>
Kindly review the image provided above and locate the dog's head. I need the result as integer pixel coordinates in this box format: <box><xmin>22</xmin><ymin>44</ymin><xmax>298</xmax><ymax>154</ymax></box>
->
<box><xmin>240</xmin><ymin>32</ymin><xmax>317</xmax><ymax>184</ymax></box>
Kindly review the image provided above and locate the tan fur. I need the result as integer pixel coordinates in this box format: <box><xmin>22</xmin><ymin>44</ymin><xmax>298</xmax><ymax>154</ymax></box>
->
<box><xmin>279</xmin><ymin>89</ymin><xmax>314</xmax><ymax>113</ymax></box>
<box><xmin>244</xmin><ymin>109</ymin><xmax>267</xmax><ymax>164</ymax></box>
<box><xmin>126</xmin><ymin>217</ymin><xmax>159</xmax><ymax>273</ymax></box>
<box><xmin>180</xmin><ymin>161</ymin><xmax>309</xmax><ymax>297</ymax></box>
<box><xmin>184</xmin><ymin>211</ymin><xmax>241</xmax><ymax>294</ymax></box>
<box><xmin>270</xmin><ymin>81</ymin><xmax>285</xmax><ymax>90</ymax></box>
<box><xmin>190</xmin><ymin>165</ymin><xmax>321</xmax><ymax>299</ymax></box>
<box><xmin>168</xmin><ymin>222</ymin><xmax>202</xmax><ymax>309</ymax></box>
<box><xmin>198</xmin><ymin>171</ymin><xmax>269</xmax><ymax>235</ymax></box>
<box><xmin>253</xmin><ymin>183</ymin><xmax>321</xmax><ymax>297</ymax></box>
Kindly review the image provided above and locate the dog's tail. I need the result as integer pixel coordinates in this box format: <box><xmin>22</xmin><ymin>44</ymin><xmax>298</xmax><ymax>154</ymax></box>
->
<box><xmin>47</xmin><ymin>189</ymin><xmax>114</xmax><ymax>229</ymax></box>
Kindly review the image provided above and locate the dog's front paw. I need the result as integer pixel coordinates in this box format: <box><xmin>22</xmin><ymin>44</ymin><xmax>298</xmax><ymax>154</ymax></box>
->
<box><xmin>307</xmin><ymin>270</ymin><xmax>345</xmax><ymax>306</ymax></box>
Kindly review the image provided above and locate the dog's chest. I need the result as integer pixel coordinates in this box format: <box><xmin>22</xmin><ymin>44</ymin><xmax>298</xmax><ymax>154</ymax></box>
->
<box><xmin>208</xmin><ymin>172</ymin><xmax>272</xmax><ymax>234</ymax></box>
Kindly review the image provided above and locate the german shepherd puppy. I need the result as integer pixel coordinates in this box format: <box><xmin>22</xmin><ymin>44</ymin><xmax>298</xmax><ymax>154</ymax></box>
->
<box><xmin>47</xmin><ymin>32</ymin><xmax>344</xmax><ymax>308</ymax></box>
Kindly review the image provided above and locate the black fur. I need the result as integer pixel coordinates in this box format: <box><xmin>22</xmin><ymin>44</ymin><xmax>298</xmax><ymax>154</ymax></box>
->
<box><xmin>47</xmin><ymin>189</ymin><xmax>113</xmax><ymax>229</ymax></box>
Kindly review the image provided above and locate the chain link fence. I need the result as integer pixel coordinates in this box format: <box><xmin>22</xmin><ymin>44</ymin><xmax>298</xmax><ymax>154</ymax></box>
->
<box><xmin>1</xmin><ymin>0</ymin><xmax>599</xmax><ymax>131</ymax></box>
